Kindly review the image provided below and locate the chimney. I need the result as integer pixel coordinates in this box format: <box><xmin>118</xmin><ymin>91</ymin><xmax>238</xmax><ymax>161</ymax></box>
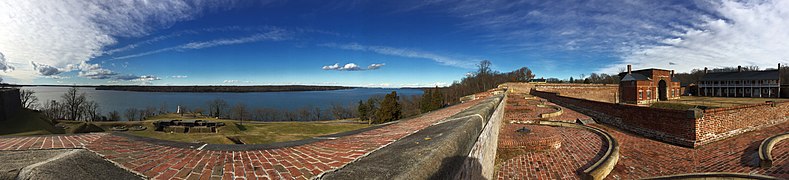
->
<box><xmin>738</xmin><ymin>65</ymin><xmax>742</xmax><ymax>72</ymax></box>
<box><xmin>627</xmin><ymin>65</ymin><xmax>632</xmax><ymax>74</ymax></box>
<box><xmin>671</xmin><ymin>70</ymin><xmax>674</xmax><ymax>77</ymax></box>
<box><xmin>704</xmin><ymin>67</ymin><xmax>708</xmax><ymax>74</ymax></box>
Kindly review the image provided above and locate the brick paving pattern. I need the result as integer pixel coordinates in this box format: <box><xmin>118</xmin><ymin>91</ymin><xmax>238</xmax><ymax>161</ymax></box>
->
<box><xmin>595</xmin><ymin>121</ymin><xmax>789</xmax><ymax>179</ymax></box>
<box><xmin>0</xmin><ymin>99</ymin><xmax>482</xmax><ymax>179</ymax></box>
<box><xmin>0</xmin><ymin>133</ymin><xmax>105</xmax><ymax>150</ymax></box>
<box><xmin>504</xmin><ymin>94</ymin><xmax>590</xmax><ymax>124</ymax></box>
<box><xmin>496</xmin><ymin>125</ymin><xmax>606</xmax><ymax>180</ymax></box>
<box><xmin>496</xmin><ymin>94</ymin><xmax>605</xmax><ymax>180</ymax></box>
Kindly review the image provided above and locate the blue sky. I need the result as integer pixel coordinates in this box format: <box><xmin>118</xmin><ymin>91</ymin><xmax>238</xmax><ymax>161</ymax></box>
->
<box><xmin>1</xmin><ymin>0</ymin><xmax>788</xmax><ymax>87</ymax></box>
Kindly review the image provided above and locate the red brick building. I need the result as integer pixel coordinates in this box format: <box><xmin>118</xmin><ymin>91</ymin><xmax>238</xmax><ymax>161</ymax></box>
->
<box><xmin>618</xmin><ymin>65</ymin><xmax>681</xmax><ymax>104</ymax></box>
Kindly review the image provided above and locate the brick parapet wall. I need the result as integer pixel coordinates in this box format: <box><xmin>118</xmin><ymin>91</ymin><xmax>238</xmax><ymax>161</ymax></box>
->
<box><xmin>534</xmin><ymin>84</ymin><xmax>619</xmax><ymax>103</ymax></box>
<box><xmin>531</xmin><ymin>90</ymin><xmax>698</xmax><ymax>147</ymax></box>
<box><xmin>533</xmin><ymin>89</ymin><xmax>789</xmax><ymax>148</ymax></box>
<box><xmin>697</xmin><ymin>101</ymin><xmax>789</xmax><ymax>145</ymax></box>
<box><xmin>0</xmin><ymin>88</ymin><xmax>21</xmax><ymax>121</ymax></box>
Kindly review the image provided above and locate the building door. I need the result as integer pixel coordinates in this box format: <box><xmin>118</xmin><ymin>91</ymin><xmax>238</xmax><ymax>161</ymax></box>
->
<box><xmin>658</xmin><ymin>80</ymin><xmax>668</xmax><ymax>101</ymax></box>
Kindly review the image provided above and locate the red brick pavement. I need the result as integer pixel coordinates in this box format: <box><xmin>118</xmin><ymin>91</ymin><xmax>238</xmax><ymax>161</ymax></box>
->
<box><xmin>0</xmin><ymin>133</ymin><xmax>105</xmax><ymax>150</ymax></box>
<box><xmin>496</xmin><ymin>125</ymin><xmax>606</xmax><ymax>180</ymax></box>
<box><xmin>595</xmin><ymin>121</ymin><xmax>789</xmax><ymax>179</ymax></box>
<box><xmin>504</xmin><ymin>95</ymin><xmax>590</xmax><ymax>123</ymax></box>
<box><xmin>1</xmin><ymin>99</ymin><xmax>482</xmax><ymax>179</ymax></box>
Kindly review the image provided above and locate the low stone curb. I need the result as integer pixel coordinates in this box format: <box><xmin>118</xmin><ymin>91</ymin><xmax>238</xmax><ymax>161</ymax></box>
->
<box><xmin>641</xmin><ymin>172</ymin><xmax>782</xmax><ymax>180</ymax></box>
<box><xmin>758</xmin><ymin>132</ymin><xmax>789</xmax><ymax>168</ymax></box>
<box><xmin>536</xmin><ymin>104</ymin><xmax>563</xmax><ymax>118</ymax></box>
<box><xmin>512</xmin><ymin>120</ymin><xmax>619</xmax><ymax>180</ymax></box>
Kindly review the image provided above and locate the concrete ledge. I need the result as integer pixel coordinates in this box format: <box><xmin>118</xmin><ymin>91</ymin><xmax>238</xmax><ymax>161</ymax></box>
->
<box><xmin>322</xmin><ymin>95</ymin><xmax>504</xmax><ymax>180</ymax></box>
<box><xmin>758</xmin><ymin>132</ymin><xmax>789</xmax><ymax>168</ymax></box>
<box><xmin>536</xmin><ymin>104</ymin><xmax>563</xmax><ymax>118</ymax></box>
<box><xmin>642</xmin><ymin>172</ymin><xmax>782</xmax><ymax>180</ymax></box>
<box><xmin>513</xmin><ymin>121</ymin><xmax>619</xmax><ymax>180</ymax></box>
<box><xmin>456</xmin><ymin>93</ymin><xmax>507</xmax><ymax>179</ymax></box>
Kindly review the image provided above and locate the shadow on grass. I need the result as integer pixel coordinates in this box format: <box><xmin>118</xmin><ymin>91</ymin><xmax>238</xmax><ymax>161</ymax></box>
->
<box><xmin>235</xmin><ymin>123</ymin><xmax>247</xmax><ymax>131</ymax></box>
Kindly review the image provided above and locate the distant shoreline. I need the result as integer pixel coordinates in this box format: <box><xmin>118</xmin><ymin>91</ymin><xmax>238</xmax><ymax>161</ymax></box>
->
<box><xmin>4</xmin><ymin>84</ymin><xmax>435</xmax><ymax>92</ymax></box>
<box><xmin>94</xmin><ymin>85</ymin><xmax>356</xmax><ymax>93</ymax></box>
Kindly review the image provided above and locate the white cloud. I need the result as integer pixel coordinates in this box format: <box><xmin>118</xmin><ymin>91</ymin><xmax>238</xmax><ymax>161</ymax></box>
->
<box><xmin>78</xmin><ymin>69</ymin><xmax>117</xmax><ymax>79</ymax></box>
<box><xmin>342</xmin><ymin>63</ymin><xmax>361</xmax><ymax>71</ymax></box>
<box><xmin>31</xmin><ymin>62</ymin><xmax>63</xmax><ymax>76</ymax></box>
<box><xmin>322</xmin><ymin>63</ymin><xmax>385</xmax><ymax>71</ymax></box>
<box><xmin>171</xmin><ymin>75</ymin><xmax>188</xmax><ymax>79</ymax></box>
<box><xmin>0</xmin><ymin>0</ymin><xmax>239</xmax><ymax>82</ymax></box>
<box><xmin>321</xmin><ymin>43</ymin><xmax>477</xmax><ymax>69</ymax></box>
<box><xmin>111</xmin><ymin>30</ymin><xmax>291</xmax><ymax>60</ymax></box>
<box><xmin>367</xmin><ymin>63</ymin><xmax>385</xmax><ymax>70</ymax></box>
<box><xmin>598</xmin><ymin>0</ymin><xmax>789</xmax><ymax>73</ymax></box>
<box><xmin>0</xmin><ymin>52</ymin><xmax>14</xmax><ymax>72</ymax></box>
<box><xmin>322</xmin><ymin>63</ymin><xmax>341</xmax><ymax>70</ymax></box>
<box><xmin>115</xmin><ymin>74</ymin><xmax>161</xmax><ymax>81</ymax></box>
<box><xmin>223</xmin><ymin>80</ymin><xmax>240</xmax><ymax>83</ymax></box>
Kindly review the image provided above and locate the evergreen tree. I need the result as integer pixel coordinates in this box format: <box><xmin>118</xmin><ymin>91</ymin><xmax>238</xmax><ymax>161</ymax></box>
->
<box><xmin>366</xmin><ymin>98</ymin><xmax>378</xmax><ymax>124</ymax></box>
<box><xmin>375</xmin><ymin>91</ymin><xmax>402</xmax><ymax>124</ymax></box>
<box><xmin>357</xmin><ymin>100</ymin><xmax>369</xmax><ymax>121</ymax></box>
<box><xmin>430</xmin><ymin>86</ymin><xmax>444</xmax><ymax>110</ymax></box>
<box><xmin>420</xmin><ymin>89</ymin><xmax>434</xmax><ymax>113</ymax></box>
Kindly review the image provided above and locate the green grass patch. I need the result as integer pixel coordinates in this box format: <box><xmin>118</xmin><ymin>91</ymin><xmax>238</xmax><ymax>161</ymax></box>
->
<box><xmin>122</xmin><ymin>119</ymin><xmax>370</xmax><ymax>144</ymax></box>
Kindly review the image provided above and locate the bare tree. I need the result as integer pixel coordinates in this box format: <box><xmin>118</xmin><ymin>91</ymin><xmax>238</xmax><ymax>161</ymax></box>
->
<box><xmin>42</xmin><ymin>100</ymin><xmax>65</xmax><ymax>120</ymax></box>
<box><xmin>192</xmin><ymin>107</ymin><xmax>204</xmax><ymax>117</ymax></box>
<box><xmin>20</xmin><ymin>89</ymin><xmax>39</xmax><ymax>109</ymax></box>
<box><xmin>61</xmin><ymin>87</ymin><xmax>87</xmax><ymax>120</ymax></box>
<box><xmin>231</xmin><ymin>103</ymin><xmax>248</xmax><ymax>124</ymax></box>
<box><xmin>108</xmin><ymin>111</ymin><xmax>121</xmax><ymax>121</ymax></box>
<box><xmin>159</xmin><ymin>102</ymin><xmax>168</xmax><ymax>115</ymax></box>
<box><xmin>82</xmin><ymin>101</ymin><xmax>100</xmax><ymax>121</ymax></box>
<box><xmin>312</xmin><ymin>106</ymin><xmax>322</xmax><ymax>120</ymax></box>
<box><xmin>124</xmin><ymin>108</ymin><xmax>138</xmax><ymax>121</ymax></box>
<box><xmin>207</xmin><ymin>98</ymin><xmax>228</xmax><ymax>118</ymax></box>
<box><xmin>298</xmin><ymin>106</ymin><xmax>313</xmax><ymax>121</ymax></box>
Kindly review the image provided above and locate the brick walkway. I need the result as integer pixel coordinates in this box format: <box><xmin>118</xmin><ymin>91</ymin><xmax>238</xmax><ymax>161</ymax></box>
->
<box><xmin>0</xmin><ymin>99</ymin><xmax>481</xmax><ymax>180</ymax></box>
<box><xmin>595</xmin><ymin>121</ymin><xmax>789</xmax><ymax>179</ymax></box>
<box><xmin>496</xmin><ymin>125</ymin><xmax>605</xmax><ymax>180</ymax></box>
<box><xmin>495</xmin><ymin>94</ymin><xmax>605</xmax><ymax>180</ymax></box>
<box><xmin>0</xmin><ymin>133</ymin><xmax>105</xmax><ymax>150</ymax></box>
<box><xmin>504</xmin><ymin>95</ymin><xmax>590</xmax><ymax>123</ymax></box>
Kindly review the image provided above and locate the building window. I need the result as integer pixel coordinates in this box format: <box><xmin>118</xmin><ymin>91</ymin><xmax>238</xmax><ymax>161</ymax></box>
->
<box><xmin>646</xmin><ymin>90</ymin><xmax>652</xmax><ymax>100</ymax></box>
<box><xmin>638</xmin><ymin>90</ymin><xmax>643</xmax><ymax>99</ymax></box>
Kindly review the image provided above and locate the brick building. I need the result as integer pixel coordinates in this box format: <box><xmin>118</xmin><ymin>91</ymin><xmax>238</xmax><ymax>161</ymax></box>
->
<box><xmin>618</xmin><ymin>65</ymin><xmax>681</xmax><ymax>104</ymax></box>
<box><xmin>698</xmin><ymin>65</ymin><xmax>781</xmax><ymax>98</ymax></box>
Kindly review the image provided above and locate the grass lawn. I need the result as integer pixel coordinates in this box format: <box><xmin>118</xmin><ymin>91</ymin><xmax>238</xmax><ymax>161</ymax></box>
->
<box><xmin>4</xmin><ymin>111</ymin><xmax>372</xmax><ymax>145</ymax></box>
<box><xmin>650</xmin><ymin>96</ymin><xmax>787</xmax><ymax>110</ymax></box>
<box><xmin>129</xmin><ymin>120</ymin><xmax>370</xmax><ymax>144</ymax></box>
<box><xmin>57</xmin><ymin>113</ymin><xmax>371</xmax><ymax>145</ymax></box>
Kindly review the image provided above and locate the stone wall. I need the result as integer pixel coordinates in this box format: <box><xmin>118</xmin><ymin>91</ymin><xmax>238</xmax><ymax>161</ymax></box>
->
<box><xmin>697</xmin><ymin>102</ymin><xmax>789</xmax><ymax>145</ymax></box>
<box><xmin>323</xmin><ymin>95</ymin><xmax>505</xmax><ymax>179</ymax></box>
<box><xmin>0</xmin><ymin>88</ymin><xmax>21</xmax><ymax>121</ymax></box>
<box><xmin>534</xmin><ymin>84</ymin><xmax>619</xmax><ymax>103</ymax></box>
<box><xmin>531</xmin><ymin>90</ymin><xmax>699</xmax><ymax>147</ymax></box>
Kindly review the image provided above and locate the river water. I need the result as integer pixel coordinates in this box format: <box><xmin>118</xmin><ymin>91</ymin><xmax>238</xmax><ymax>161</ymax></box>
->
<box><xmin>21</xmin><ymin>86</ymin><xmax>422</xmax><ymax>116</ymax></box>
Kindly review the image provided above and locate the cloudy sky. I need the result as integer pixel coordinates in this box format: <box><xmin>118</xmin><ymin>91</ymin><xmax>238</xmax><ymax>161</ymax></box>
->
<box><xmin>1</xmin><ymin>0</ymin><xmax>788</xmax><ymax>86</ymax></box>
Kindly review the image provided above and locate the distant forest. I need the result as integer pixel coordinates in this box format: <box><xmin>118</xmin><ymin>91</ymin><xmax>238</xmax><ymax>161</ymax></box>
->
<box><xmin>94</xmin><ymin>85</ymin><xmax>353</xmax><ymax>92</ymax></box>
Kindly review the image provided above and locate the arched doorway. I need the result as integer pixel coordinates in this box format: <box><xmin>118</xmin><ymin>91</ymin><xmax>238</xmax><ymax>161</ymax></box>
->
<box><xmin>658</xmin><ymin>80</ymin><xmax>668</xmax><ymax>101</ymax></box>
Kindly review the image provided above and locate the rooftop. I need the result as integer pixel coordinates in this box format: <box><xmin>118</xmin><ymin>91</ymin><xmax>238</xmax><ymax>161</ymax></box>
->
<box><xmin>700</xmin><ymin>70</ymin><xmax>779</xmax><ymax>81</ymax></box>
